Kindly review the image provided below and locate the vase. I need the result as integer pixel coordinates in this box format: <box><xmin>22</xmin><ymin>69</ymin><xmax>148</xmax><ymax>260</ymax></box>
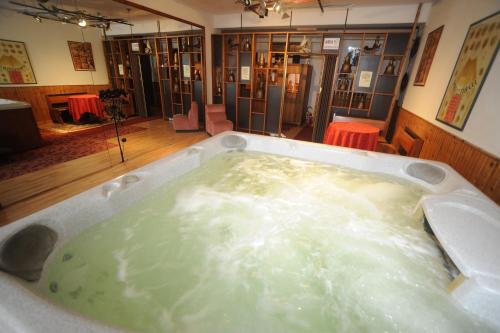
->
<box><xmin>341</xmin><ymin>55</ymin><xmax>351</xmax><ymax>73</ymax></box>
<box><xmin>384</xmin><ymin>59</ymin><xmax>395</xmax><ymax>75</ymax></box>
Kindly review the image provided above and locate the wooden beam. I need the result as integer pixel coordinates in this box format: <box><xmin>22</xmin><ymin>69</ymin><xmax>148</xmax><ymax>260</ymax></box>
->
<box><xmin>111</xmin><ymin>0</ymin><xmax>205</xmax><ymax>30</ymax></box>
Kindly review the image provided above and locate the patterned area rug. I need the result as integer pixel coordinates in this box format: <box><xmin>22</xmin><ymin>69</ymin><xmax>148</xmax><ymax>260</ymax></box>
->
<box><xmin>0</xmin><ymin>125</ymin><xmax>146</xmax><ymax>181</ymax></box>
<box><xmin>38</xmin><ymin>119</ymin><xmax>114</xmax><ymax>134</ymax></box>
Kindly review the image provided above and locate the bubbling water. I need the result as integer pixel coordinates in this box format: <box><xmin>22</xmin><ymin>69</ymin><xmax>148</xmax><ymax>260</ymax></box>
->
<box><xmin>39</xmin><ymin>152</ymin><xmax>492</xmax><ymax>333</ymax></box>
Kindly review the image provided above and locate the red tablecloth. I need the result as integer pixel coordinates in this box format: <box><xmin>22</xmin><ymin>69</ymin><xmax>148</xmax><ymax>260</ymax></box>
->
<box><xmin>323</xmin><ymin>122</ymin><xmax>379</xmax><ymax>151</ymax></box>
<box><xmin>68</xmin><ymin>94</ymin><xmax>105</xmax><ymax>122</ymax></box>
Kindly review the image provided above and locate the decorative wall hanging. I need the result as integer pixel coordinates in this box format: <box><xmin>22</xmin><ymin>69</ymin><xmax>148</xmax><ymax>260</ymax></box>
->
<box><xmin>67</xmin><ymin>41</ymin><xmax>95</xmax><ymax>71</ymax></box>
<box><xmin>436</xmin><ymin>12</ymin><xmax>499</xmax><ymax>130</ymax></box>
<box><xmin>0</xmin><ymin>39</ymin><xmax>36</xmax><ymax>84</ymax></box>
<box><xmin>414</xmin><ymin>25</ymin><xmax>444</xmax><ymax>86</ymax></box>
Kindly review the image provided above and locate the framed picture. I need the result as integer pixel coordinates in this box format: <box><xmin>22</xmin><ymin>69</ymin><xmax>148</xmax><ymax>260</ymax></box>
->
<box><xmin>67</xmin><ymin>41</ymin><xmax>95</xmax><ymax>71</ymax></box>
<box><xmin>436</xmin><ymin>12</ymin><xmax>499</xmax><ymax>130</ymax></box>
<box><xmin>241</xmin><ymin>66</ymin><xmax>250</xmax><ymax>81</ymax></box>
<box><xmin>0</xmin><ymin>39</ymin><xmax>36</xmax><ymax>84</ymax></box>
<box><xmin>323</xmin><ymin>37</ymin><xmax>340</xmax><ymax>50</ymax></box>
<box><xmin>414</xmin><ymin>25</ymin><xmax>444</xmax><ymax>86</ymax></box>
<box><xmin>358</xmin><ymin>71</ymin><xmax>373</xmax><ymax>88</ymax></box>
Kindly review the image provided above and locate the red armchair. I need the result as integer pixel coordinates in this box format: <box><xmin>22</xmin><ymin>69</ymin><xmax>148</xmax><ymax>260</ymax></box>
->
<box><xmin>172</xmin><ymin>101</ymin><xmax>199</xmax><ymax>131</ymax></box>
<box><xmin>205</xmin><ymin>104</ymin><xmax>233</xmax><ymax>136</ymax></box>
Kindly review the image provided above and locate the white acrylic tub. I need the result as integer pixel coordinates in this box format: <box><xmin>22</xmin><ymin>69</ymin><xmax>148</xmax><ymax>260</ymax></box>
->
<box><xmin>1</xmin><ymin>132</ymin><xmax>499</xmax><ymax>332</ymax></box>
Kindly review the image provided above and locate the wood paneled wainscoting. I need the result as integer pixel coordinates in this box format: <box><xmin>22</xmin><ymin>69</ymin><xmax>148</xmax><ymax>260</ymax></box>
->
<box><xmin>0</xmin><ymin>84</ymin><xmax>110</xmax><ymax>124</ymax></box>
<box><xmin>394</xmin><ymin>108</ymin><xmax>499</xmax><ymax>204</ymax></box>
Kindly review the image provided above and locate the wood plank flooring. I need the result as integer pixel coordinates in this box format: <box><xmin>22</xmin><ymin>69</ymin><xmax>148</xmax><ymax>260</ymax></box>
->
<box><xmin>0</xmin><ymin>119</ymin><xmax>208</xmax><ymax>226</ymax></box>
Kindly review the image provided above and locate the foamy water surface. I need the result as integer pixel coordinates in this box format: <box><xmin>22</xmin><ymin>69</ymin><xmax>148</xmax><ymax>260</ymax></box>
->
<box><xmin>39</xmin><ymin>152</ymin><xmax>492</xmax><ymax>332</ymax></box>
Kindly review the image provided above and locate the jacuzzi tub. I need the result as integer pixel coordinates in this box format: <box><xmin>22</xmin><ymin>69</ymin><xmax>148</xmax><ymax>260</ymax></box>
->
<box><xmin>1</xmin><ymin>132</ymin><xmax>499</xmax><ymax>332</ymax></box>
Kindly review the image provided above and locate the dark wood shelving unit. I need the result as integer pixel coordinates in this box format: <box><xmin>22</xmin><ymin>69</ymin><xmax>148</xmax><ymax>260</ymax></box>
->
<box><xmin>212</xmin><ymin>29</ymin><xmax>411</xmax><ymax>137</ymax></box>
<box><xmin>103</xmin><ymin>32</ymin><xmax>205</xmax><ymax>121</ymax></box>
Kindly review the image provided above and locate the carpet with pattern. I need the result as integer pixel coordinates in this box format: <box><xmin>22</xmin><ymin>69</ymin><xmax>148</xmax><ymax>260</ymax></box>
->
<box><xmin>0</xmin><ymin>125</ymin><xmax>146</xmax><ymax>181</ymax></box>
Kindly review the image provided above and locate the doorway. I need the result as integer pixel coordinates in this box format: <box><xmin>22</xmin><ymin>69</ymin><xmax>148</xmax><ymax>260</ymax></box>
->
<box><xmin>281</xmin><ymin>54</ymin><xmax>325</xmax><ymax>142</ymax></box>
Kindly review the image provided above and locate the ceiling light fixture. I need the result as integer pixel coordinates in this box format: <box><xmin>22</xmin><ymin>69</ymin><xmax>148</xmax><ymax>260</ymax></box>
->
<box><xmin>9</xmin><ymin>1</ymin><xmax>132</xmax><ymax>28</ymax></box>
<box><xmin>78</xmin><ymin>17</ymin><xmax>87</xmax><ymax>27</ymax></box>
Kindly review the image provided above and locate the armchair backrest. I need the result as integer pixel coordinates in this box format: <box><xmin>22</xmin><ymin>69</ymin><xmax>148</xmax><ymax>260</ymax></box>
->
<box><xmin>205</xmin><ymin>104</ymin><xmax>226</xmax><ymax>117</ymax></box>
<box><xmin>188</xmin><ymin>101</ymin><xmax>198</xmax><ymax>125</ymax></box>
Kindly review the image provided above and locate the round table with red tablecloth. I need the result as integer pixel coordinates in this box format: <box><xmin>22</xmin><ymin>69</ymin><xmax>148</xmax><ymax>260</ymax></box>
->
<box><xmin>67</xmin><ymin>94</ymin><xmax>105</xmax><ymax>122</ymax></box>
<box><xmin>323</xmin><ymin>122</ymin><xmax>379</xmax><ymax>151</ymax></box>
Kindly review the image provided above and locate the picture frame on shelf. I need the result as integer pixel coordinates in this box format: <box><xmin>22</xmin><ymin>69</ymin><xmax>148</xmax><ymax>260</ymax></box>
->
<box><xmin>436</xmin><ymin>12</ymin><xmax>499</xmax><ymax>130</ymax></box>
<box><xmin>414</xmin><ymin>25</ymin><xmax>444</xmax><ymax>86</ymax></box>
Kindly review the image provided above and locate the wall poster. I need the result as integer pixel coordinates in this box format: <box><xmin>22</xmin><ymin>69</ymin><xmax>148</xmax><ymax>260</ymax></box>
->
<box><xmin>0</xmin><ymin>39</ymin><xmax>36</xmax><ymax>84</ymax></box>
<box><xmin>67</xmin><ymin>41</ymin><xmax>95</xmax><ymax>71</ymax></box>
<box><xmin>436</xmin><ymin>12</ymin><xmax>499</xmax><ymax>130</ymax></box>
<box><xmin>414</xmin><ymin>25</ymin><xmax>444</xmax><ymax>86</ymax></box>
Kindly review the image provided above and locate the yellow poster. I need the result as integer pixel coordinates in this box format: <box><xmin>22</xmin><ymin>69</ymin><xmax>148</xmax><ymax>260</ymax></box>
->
<box><xmin>436</xmin><ymin>12</ymin><xmax>499</xmax><ymax>130</ymax></box>
<box><xmin>0</xmin><ymin>39</ymin><xmax>36</xmax><ymax>84</ymax></box>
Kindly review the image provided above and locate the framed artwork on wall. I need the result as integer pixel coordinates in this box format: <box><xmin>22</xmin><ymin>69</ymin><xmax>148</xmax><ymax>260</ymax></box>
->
<box><xmin>67</xmin><ymin>41</ymin><xmax>95</xmax><ymax>71</ymax></box>
<box><xmin>436</xmin><ymin>12</ymin><xmax>499</xmax><ymax>131</ymax></box>
<box><xmin>0</xmin><ymin>39</ymin><xmax>36</xmax><ymax>84</ymax></box>
<box><xmin>414</xmin><ymin>25</ymin><xmax>444</xmax><ymax>86</ymax></box>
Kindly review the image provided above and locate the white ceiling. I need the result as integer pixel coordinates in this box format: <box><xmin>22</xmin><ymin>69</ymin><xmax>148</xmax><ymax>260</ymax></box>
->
<box><xmin>173</xmin><ymin>0</ymin><xmax>434</xmax><ymax>14</ymax></box>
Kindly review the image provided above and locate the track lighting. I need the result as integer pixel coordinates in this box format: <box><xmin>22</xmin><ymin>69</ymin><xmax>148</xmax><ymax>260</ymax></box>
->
<box><xmin>78</xmin><ymin>17</ymin><xmax>87</xmax><ymax>27</ymax></box>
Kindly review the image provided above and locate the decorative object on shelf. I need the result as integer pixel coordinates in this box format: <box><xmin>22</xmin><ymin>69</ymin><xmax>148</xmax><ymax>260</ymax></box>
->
<box><xmin>216</xmin><ymin>67</ymin><xmax>222</xmax><ymax>95</ymax></box>
<box><xmin>414</xmin><ymin>25</ymin><xmax>444</xmax><ymax>86</ymax></box>
<box><xmin>228</xmin><ymin>37</ymin><xmax>239</xmax><ymax>54</ymax></box>
<box><xmin>384</xmin><ymin>58</ymin><xmax>396</xmax><ymax>75</ymax></box>
<box><xmin>364</xmin><ymin>36</ymin><xmax>382</xmax><ymax>53</ymax></box>
<box><xmin>357</xmin><ymin>94</ymin><xmax>366</xmax><ymax>109</ymax></box>
<box><xmin>183</xmin><ymin>64</ymin><xmax>190</xmax><ymax>79</ymax></box>
<box><xmin>340</xmin><ymin>55</ymin><xmax>352</xmax><ymax>73</ymax></box>
<box><xmin>241</xmin><ymin>66</ymin><xmax>250</xmax><ymax>81</ymax></box>
<box><xmin>173</xmin><ymin>52</ymin><xmax>179</xmax><ymax>68</ymax></box>
<box><xmin>0</xmin><ymin>39</ymin><xmax>36</xmax><ymax>84</ymax></box>
<box><xmin>173</xmin><ymin>76</ymin><xmax>180</xmax><ymax>93</ymax></box>
<box><xmin>436</xmin><ymin>12</ymin><xmax>499</xmax><ymax>131</ymax></box>
<box><xmin>256</xmin><ymin>72</ymin><xmax>265</xmax><ymax>99</ymax></box>
<box><xmin>144</xmin><ymin>40</ymin><xmax>152</xmax><ymax>54</ymax></box>
<box><xmin>194</xmin><ymin>69</ymin><xmax>201</xmax><ymax>81</ymax></box>
<box><xmin>228</xmin><ymin>70</ymin><xmax>235</xmax><ymax>82</ymax></box>
<box><xmin>298</xmin><ymin>36</ymin><xmax>312</xmax><ymax>54</ymax></box>
<box><xmin>67</xmin><ymin>41</ymin><xmax>95</xmax><ymax>71</ymax></box>
<box><xmin>99</xmin><ymin>88</ymin><xmax>128</xmax><ymax>163</ymax></box>
<box><xmin>244</xmin><ymin>38</ymin><xmax>251</xmax><ymax>51</ymax></box>
<box><xmin>181</xmin><ymin>38</ymin><xmax>187</xmax><ymax>52</ymax></box>
<box><xmin>338</xmin><ymin>79</ymin><xmax>349</xmax><ymax>91</ymax></box>
<box><xmin>286</xmin><ymin>73</ymin><xmax>300</xmax><ymax>93</ymax></box>
<box><xmin>9</xmin><ymin>1</ymin><xmax>132</xmax><ymax>28</ymax></box>
<box><xmin>258</xmin><ymin>52</ymin><xmax>266</xmax><ymax>68</ymax></box>
<box><xmin>323</xmin><ymin>37</ymin><xmax>340</xmax><ymax>50</ymax></box>
<box><xmin>358</xmin><ymin>71</ymin><xmax>373</xmax><ymax>88</ymax></box>
<box><xmin>270</xmin><ymin>70</ymin><xmax>277</xmax><ymax>84</ymax></box>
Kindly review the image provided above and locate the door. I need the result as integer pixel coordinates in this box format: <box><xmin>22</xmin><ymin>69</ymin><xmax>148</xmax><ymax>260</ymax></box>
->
<box><xmin>312</xmin><ymin>55</ymin><xmax>336</xmax><ymax>143</ymax></box>
<box><xmin>130</xmin><ymin>54</ymin><xmax>148</xmax><ymax>117</ymax></box>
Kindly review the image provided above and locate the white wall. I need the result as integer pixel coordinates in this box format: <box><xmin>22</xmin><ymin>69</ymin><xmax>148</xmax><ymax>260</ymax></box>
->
<box><xmin>403</xmin><ymin>0</ymin><xmax>500</xmax><ymax>158</ymax></box>
<box><xmin>129</xmin><ymin>0</ymin><xmax>215</xmax><ymax>103</ymax></box>
<box><xmin>0</xmin><ymin>11</ymin><xmax>108</xmax><ymax>86</ymax></box>
<box><xmin>213</xmin><ymin>4</ymin><xmax>431</xmax><ymax>29</ymax></box>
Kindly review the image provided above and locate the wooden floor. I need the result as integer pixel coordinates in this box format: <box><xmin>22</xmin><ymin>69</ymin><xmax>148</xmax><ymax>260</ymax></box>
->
<box><xmin>0</xmin><ymin>119</ymin><xmax>208</xmax><ymax>226</ymax></box>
